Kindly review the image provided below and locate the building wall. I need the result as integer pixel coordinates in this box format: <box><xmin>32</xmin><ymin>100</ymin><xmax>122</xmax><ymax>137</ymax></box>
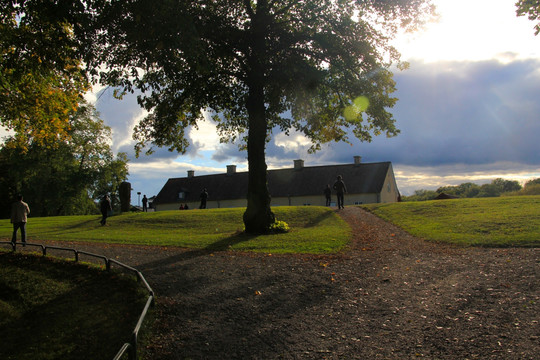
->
<box><xmin>155</xmin><ymin>199</ymin><xmax>248</xmax><ymax>211</ymax></box>
<box><xmin>379</xmin><ymin>164</ymin><xmax>400</xmax><ymax>203</ymax></box>
<box><xmin>154</xmin><ymin>202</ymin><xmax>198</xmax><ymax>211</ymax></box>
<box><xmin>154</xmin><ymin>192</ymin><xmax>381</xmax><ymax>212</ymax></box>
<box><xmin>271</xmin><ymin>193</ymin><xmax>379</xmax><ymax>206</ymax></box>
<box><xmin>154</xmin><ymin>166</ymin><xmax>400</xmax><ymax>211</ymax></box>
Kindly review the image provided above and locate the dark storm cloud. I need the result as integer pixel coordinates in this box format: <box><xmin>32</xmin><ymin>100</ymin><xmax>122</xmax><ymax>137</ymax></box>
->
<box><xmin>264</xmin><ymin>58</ymin><xmax>540</xmax><ymax>169</ymax></box>
<box><xmin>95</xmin><ymin>58</ymin><xmax>539</xmax><ymax>197</ymax></box>
<box><xmin>387</xmin><ymin>58</ymin><xmax>540</xmax><ymax>166</ymax></box>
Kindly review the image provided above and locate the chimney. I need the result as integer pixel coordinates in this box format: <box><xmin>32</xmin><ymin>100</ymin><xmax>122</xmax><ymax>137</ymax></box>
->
<box><xmin>354</xmin><ymin>156</ymin><xmax>362</xmax><ymax>165</ymax></box>
<box><xmin>187</xmin><ymin>170</ymin><xmax>195</xmax><ymax>178</ymax></box>
<box><xmin>226</xmin><ymin>165</ymin><xmax>237</xmax><ymax>175</ymax></box>
<box><xmin>294</xmin><ymin>159</ymin><xmax>304</xmax><ymax>170</ymax></box>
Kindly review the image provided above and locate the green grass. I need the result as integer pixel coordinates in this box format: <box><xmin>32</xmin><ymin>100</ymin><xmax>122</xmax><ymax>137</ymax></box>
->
<box><xmin>0</xmin><ymin>251</ymin><xmax>148</xmax><ymax>360</ymax></box>
<box><xmin>362</xmin><ymin>196</ymin><xmax>540</xmax><ymax>247</ymax></box>
<box><xmin>0</xmin><ymin>206</ymin><xmax>351</xmax><ymax>254</ymax></box>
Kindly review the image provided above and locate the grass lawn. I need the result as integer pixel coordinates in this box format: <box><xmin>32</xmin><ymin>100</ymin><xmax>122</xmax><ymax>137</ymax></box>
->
<box><xmin>362</xmin><ymin>195</ymin><xmax>540</xmax><ymax>247</ymax></box>
<box><xmin>0</xmin><ymin>251</ymin><xmax>148</xmax><ymax>360</ymax></box>
<box><xmin>0</xmin><ymin>206</ymin><xmax>351</xmax><ymax>254</ymax></box>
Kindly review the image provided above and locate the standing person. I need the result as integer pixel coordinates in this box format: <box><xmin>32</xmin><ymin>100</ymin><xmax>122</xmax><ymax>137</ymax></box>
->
<box><xmin>11</xmin><ymin>195</ymin><xmax>30</xmax><ymax>246</ymax></box>
<box><xmin>333</xmin><ymin>175</ymin><xmax>347</xmax><ymax>210</ymax></box>
<box><xmin>142</xmin><ymin>195</ymin><xmax>148</xmax><ymax>212</ymax></box>
<box><xmin>199</xmin><ymin>188</ymin><xmax>208</xmax><ymax>209</ymax></box>
<box><xmin>100</xmin><ymin>195</ymin><xmax>112</xmax><ymax>226</ymax></box>
<box><xmin>324</xmin><ymin>184</ymin><xmax>332</xmax><ymax>206</ymax></box>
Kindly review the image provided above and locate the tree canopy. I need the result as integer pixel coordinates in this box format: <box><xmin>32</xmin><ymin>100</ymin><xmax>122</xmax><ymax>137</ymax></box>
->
<box><xmin>79</xmin><ymin>0</ymin><xmax>434</xmax><ymax>232</ymax></box>
<box><xmin>0</xmin><ymin>101</ymin><xmax>129</xmax><ymax>218</ymax></box>
<box><xmin>516</xmin><ymin>0</ymin><xmax>540</xmax><ymax>35</ymax></box>
<box><xmin>0</xmin><ymin>1</ymin><xmax>89</xmax><ymax>150</ymax></box>
<box><xmin>2</xmin><ymin>1</ymin><xmax>435</xmax><ymax>231</ymax></box>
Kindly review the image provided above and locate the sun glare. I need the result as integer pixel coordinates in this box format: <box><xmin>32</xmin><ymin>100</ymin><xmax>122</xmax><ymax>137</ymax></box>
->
<box><xmin>394</xmin><ymin>0</ymin><xmax>540</xmax><ymax>63</ymax></box>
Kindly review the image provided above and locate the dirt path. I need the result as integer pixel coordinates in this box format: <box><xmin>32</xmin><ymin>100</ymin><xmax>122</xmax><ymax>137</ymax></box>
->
<box><xmin>20</xmin><ymin>207</ymin><xmax>540</xmax><ymax>359</ymax></box>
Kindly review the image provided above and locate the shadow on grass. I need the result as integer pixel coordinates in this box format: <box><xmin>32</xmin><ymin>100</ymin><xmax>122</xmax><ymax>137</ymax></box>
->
<box><xmin>0</xmin><ymin>253</ymin><xmax>145</xmax><ymax>360</ymax></box>
<box><xmin>34</xmin><ymin>217</ymin><xmax>102</xmax><ymax>236</ymax></box>
<box><xmin>304</xmin><ymin>210</ymin><xmax>335</xmax><ymax>228</ymax></box>
<box><xmin>137</xmin><ymin>231</ymin><xmax>257</xmax><ymax>272</ymax></box>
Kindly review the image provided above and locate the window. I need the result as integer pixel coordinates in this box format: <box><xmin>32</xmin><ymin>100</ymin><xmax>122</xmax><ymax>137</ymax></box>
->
<box><xmin>178</xmin><ymin>192</ymin><xmax>185</xmax><ymax>200</ymax></box>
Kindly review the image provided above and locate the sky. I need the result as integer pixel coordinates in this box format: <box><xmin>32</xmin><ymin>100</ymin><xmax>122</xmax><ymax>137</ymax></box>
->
<box><xmin>85</xmin><ymin>0</ymin><xmax>540</xmax><ymax>201</ymax></box>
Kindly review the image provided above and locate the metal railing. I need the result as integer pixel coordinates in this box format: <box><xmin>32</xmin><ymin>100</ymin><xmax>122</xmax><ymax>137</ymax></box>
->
<box><xmin>2</xmin><ymin>241</ymin><xmax>155</xmax><ymax>360</ymax></box>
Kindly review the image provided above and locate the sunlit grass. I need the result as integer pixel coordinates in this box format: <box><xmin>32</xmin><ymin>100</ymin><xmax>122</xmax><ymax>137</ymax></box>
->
<box><xmin>362</xmin><ymin>196</ymin><xmax>540</xmax><ymax>247</ymax></box>
<box><xmin>0</xmin><ymin>207</ymin><xmax>351</xmax><ymax>254</ymax></box>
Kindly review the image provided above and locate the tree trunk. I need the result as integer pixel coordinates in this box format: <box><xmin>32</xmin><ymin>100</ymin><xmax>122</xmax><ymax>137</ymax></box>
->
<box><xmin>243</xmin><ymin>79</ymin><xmax>275</xmax><ymax>233</ymax></box>
<box><xmin>243</xmin><ymin>0</ymin><xmax>274</xmax><ymax>234</ymax></box>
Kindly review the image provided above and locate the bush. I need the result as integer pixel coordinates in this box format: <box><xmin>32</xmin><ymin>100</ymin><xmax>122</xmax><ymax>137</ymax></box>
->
<box><xmin>521</xmin><ymin>183</ymin><xmax>540</xmax><ymax>195</ymax></box>
<box><xmin>269</xmin><ymin>220</ymin><xmax>290</xmax><ymax>233</ymax></box>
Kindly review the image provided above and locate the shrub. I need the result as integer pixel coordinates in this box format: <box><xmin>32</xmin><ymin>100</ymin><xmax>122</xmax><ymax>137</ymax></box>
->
<box><xmin>269</xmin><ymin>220</ymin><xmax>290</xmax><ymax>233</ymax></box>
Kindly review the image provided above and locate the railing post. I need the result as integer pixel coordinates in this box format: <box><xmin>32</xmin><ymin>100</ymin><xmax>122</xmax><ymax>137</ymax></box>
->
<box><xmin>129</xmin><ymin>332</ymin><xmax>137</xmax><ymax>360</ymax></box>
<box><xmin>5</xmin><ymin>240</ymin><xmax>154</xmax><ymax>360</ymax></box>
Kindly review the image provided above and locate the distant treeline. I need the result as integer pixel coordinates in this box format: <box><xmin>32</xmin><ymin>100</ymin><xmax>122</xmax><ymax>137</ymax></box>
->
<box><xmin>403</xmin><ymin>178</ymin><xmax>540</xmax><ymax>201</ymax></box>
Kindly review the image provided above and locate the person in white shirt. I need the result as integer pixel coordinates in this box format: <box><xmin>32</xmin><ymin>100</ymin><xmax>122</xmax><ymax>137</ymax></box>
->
<box><xmin>11</xmin><ymin>194</ymin><xmax>30</xmax><ymax>246</ymax></box>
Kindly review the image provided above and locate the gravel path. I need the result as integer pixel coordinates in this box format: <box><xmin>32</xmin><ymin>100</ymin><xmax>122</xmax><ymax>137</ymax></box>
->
<box><xmin>19</xmin><ymin>207</ymin><xmax>540</xmax><ymax>359</ymax></box>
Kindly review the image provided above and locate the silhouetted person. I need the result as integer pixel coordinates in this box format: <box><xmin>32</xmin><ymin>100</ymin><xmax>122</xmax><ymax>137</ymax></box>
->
<box><xmin>184</xmin><ymin>203</ymin><xmax>189</xmax><ymax>210</ymax></box>
<box><xmin>100</xmin><ymin>195</ymin><xmax>112</xmax><ymax>226</ymax></box>
<box><xmin>179</xmin><ymin>204</ymin><xmax>184</xmax><ymax>210</ymax></box>
<box><xmin>142</xmin><ymin>195</ymin><xmax>148</xmax><ymax>212</ymax></box>
<box><xmin>199</xmin><ymin>188</ymin><xmax>208</xmax><ymax>209</ymax></box>
<box><xmin>333</xmin><ymin>175</ymin><xmax>347</xmax><ymax>210</ymax></box>
<box><xmin>11</xmin><ymin>194</ymin><xmax>30</xmax><ymax>246</ymax></box>
<box><xmin>324</xmin><ymin>184</ymin><xmax>332</xmax><ymax>206</ymax></box>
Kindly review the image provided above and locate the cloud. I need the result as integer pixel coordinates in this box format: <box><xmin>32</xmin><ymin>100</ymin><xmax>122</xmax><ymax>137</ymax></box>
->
<box><xmin>93</xmin><ymin>88</ymin><xmax>146</xmax><ymax>154</ymax></box>
<box><xmin>270</xmin><ymin>58</ymin><xmax>540</xmax><ymax>167</ymax></box>
<box><xmin>388</xmin><ymin>58</ymin><xmax>540</xmax><ymax>166</ymax></box>
<box><xmin>259</xmin><ymin>58</ymin><xmax>540</xmax><ymax>193</ymax></box>
<box><xmin>94</xmin><ymin>90</ymin><xmax>226</xmax><ymax>164</ymax></box>
<box><xmin>394</xmin><ymin>162</ymin><xmax>540</xmax><ymax>195</ymax></box>
<box><xmin>93</xmin><ymin>58</ymin><xmax>540</xmax><ymax>199</ymax></box>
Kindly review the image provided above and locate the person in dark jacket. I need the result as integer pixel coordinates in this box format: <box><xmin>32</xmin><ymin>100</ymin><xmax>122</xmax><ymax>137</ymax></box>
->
<box><xmin>142</xmin><ymin>195</ymin><xmax>148</xmax><ymax>212</ymax></box>
<box><xmin>199</xmin><ymin>189</ymin><xmax>208</xmax><ymax>209</ymax></box>
<box><xmin>333</xmin><ymin>175</ymin><xmax>347</xmax><ymax>209</ymax></box>
<box><xmin>11</xmin><ymin>194</ymin><xmax>30</xmax><ymax>246</ymax></box>
<box><xmin>324</xmin><ymin>184</ymin><xmax>332</xmax><ymax>206</ymax></box>
<box><xmin>100</xmin><ymin>195</ymin><xmax>112</xmax><ymax>226</ymax></box>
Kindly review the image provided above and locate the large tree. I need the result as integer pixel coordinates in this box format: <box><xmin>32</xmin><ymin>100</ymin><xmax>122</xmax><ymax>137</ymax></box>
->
<box><xmin>82</xmin><ymin>0</ymin><xmax>434</xmax><ymax>233</ymax></box>
<box><xmin>0</xmin><ymin>101</ymin><xmax>129</xmax><ymax>217</ymax></box>
<box><xmin>0</xmin><ymin>1</ymin><xmax>89</xmax><ymax>150</ymax></box>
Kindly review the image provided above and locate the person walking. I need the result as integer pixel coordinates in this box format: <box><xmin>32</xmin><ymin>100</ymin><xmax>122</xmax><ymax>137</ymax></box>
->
<box><xmin>11</xmin><ymin>194</ymin><xmax>30</xmax><ymax>246</ymax></box>
<box><xmin>100</xmin><ymin>195</ymin><xmax>112</xmax><ymax>226</ymax></box>
<box><xmin>199</xmin><ymin>188</ymin><xmax>208</xmax><ymax>209</ymax></box>
<box><xmin>142</xmin><ymin>195</ymin><xmax>148</xmax><ymax>212</ymax></box>
<box><xmin>324</xmin><ymin>184</ymin><xmax>332</xmax><ymax>206</ymax></box>
<box><xmin>333</xmin><ymin>175</ymin><xmax>347</xmax><ymax>210</ymax></box>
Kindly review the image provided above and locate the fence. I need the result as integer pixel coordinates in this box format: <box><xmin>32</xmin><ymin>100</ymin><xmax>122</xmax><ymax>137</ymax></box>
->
<box><xmin>1</xmin><ymin>241</ymin><xmax>155</xmax><ymax>360</ymax></box>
